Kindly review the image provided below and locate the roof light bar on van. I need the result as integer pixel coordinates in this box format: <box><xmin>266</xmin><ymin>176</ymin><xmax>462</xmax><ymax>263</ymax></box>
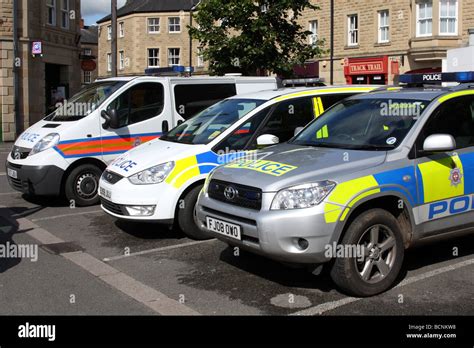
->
<box><xmin>282</xmin><ymin>78</ymin><xmax>326</xmax><ymax>87</ymax></box>
<box><xmin>145</xmin><ymin>65</ymin><xmax>194</xmax><ymax>76</ymax></box>
<box><xmin>399</xmin><ymin>71</ymin><xmax>474</xmax><ymax>85</ymax></box>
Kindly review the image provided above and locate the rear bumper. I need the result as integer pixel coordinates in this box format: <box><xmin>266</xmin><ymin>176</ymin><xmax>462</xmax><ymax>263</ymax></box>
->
<box><xmin>5</xmin><ymin>161</ymin><xmax>64</xmax><ymax>196</ymax></box>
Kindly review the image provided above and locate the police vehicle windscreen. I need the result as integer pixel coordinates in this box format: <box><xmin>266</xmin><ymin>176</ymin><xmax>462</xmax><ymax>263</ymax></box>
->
<box><xmin>291</xmin><ymin>98</ymin><xmax>429</xmax><ymax>150</ymax></box>
<box><xmin>161</xmin><ymin>99</ymin><xmax>265</xmax><ymax>145</ymax></box>
<box><xmin>44</xmin><ymin>81</ymin><xmax>127</xmax><ymax>122</ymax></box>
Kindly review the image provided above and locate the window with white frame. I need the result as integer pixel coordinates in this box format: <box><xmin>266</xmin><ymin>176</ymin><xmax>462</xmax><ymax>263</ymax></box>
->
<box><xmin>309</xmin><ymin>20</ymin><xmax>318</xmax><ymax>46</ymax></box>
<box><xmin>416</xmin><ymin>0</ymin><xmax>433</xmax><ymax>37</ymax></box>
<box><xmin>378</xmin><ymin>10</ymin><xmax>390</xmax><ymax>43</ymax></box>
<box><xmin>148</xmin><ymin>48</ymin><xmax>160</xmax><ymax>67</ymax></box>
<box><xmin>46</xmin><ymin>0</ymin><xmax>56</xmax><ymax>26</ymax></box>
<box><xmin>348</xmin><ymin>15</ymin><xmax>359</xmax><ymax>46</ymax></box>
<box><xmin>168</xmin><ymin>17</ymin><xmax>181</xmax><ymax>33</ymax></box>
<box><xmin>83</xmin><ymin>71</ymin><xmax>92</xmax><ymax>84</ymax></box>
<box><xmin>107</xmin><ymin>53</ymin><xmax>112</xmax><ymax>72</ymax></box>
<box><xmin>148</xmin><ymin>18</ymin><xmax>160</xmax><ymax>33</ymax></box>
<box><xmin>119</xmin><ymin>51</ymin><xmax>125</xmax><ymax>70</ymax></box>
<box><xmin>107</xmin><ymin>25</ymin><xmax>112</xmax><ymax>40</ymax></box>
<box><xmin>60</xmin><ymin>0</ymin><xmax>69</xmax><ymax>29</ymax></box>
<box><xmin>440</xmin><ymin>0</ymin><xmax>458</xmax><ymax>35</ymax></box>
<box><xmin>197</xmin><ymin>47</ymin><xmax>204</xmax><ymax>68</ymax></box>
<box><xmin>83</xmin><ymin>48</ymin><xmax>92</xmax><ymax>56</ymax></box>
<box><xmin>119</xmin><ymin>22</ymin><xmax>125</xmax><ymax>37</ymax></box>
<box><xmin>168</xmin><ymin>48</ymin><xmax>180</xmax><ymax>66</ymax></box>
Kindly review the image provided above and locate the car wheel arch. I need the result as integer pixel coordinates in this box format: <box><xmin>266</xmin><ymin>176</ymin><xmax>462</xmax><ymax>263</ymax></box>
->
<box><xmin>332</xmin><ymin>192</ymin><xmax>416</xmax><ymax>250</ymax></box>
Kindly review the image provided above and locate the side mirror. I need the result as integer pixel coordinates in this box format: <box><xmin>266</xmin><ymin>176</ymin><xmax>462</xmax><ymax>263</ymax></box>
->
<box><xmin>162</xmin><ymin>120</ymin><xmax>169</xmax><ymax>135</ymax></box>
<box><xmin>257</xmin><ymin>134</ymin><xmax>279</xmax><ymax>147</ymax></box>
<box><xmin>294</xmin><ymin>127</ymin><xmax>304</xmax><ymax>137</ymax></box>
<box><xmin>101</xmin><ymin>109</ymin><xmax>120</xmax><ymax>129</ymax></box>
<box><xmin>423</xmin><ymin>134</ymin><xmax>456</xmax><ymax>152</ymax></box>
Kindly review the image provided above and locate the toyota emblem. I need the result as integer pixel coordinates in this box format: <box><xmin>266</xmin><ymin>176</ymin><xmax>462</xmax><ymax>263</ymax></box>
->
<box><xmin>224</xmin><ymin>186</ymin><xmax>238</xmax><ymax>201</ymax></box>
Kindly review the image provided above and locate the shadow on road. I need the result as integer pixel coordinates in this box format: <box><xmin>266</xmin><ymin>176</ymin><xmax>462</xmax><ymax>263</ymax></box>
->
<box><xmin>218</xmin><ymin>233</ymin><xmax>474</xmax><ymax>294</ymax></box>
<box><xmin>0</xmin><ymin>207</ymin><xmax>39</xmax><ymax>273</ymax></box>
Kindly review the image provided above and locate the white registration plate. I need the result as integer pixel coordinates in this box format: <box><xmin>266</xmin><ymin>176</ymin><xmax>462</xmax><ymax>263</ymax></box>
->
<box><xmin>206</xmin><ymin>216</ymin><xmax>241</xmax><ymax>241</ymax></box>
<box><xmin>100</xmin><ymin>187</ymin><xmax>112</xmax><ymax>200</ymax></box>
<box><xmin>7</xmin><ymin>168</ymin><xmax>17</xmax><ymax>179</ymax></box>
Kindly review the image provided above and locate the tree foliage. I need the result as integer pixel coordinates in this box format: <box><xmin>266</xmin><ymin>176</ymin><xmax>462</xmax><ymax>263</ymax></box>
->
<box><xmin>189</xmin><ymin>0</ymin><xmax>324</xmax><ymax>77</ymax></box>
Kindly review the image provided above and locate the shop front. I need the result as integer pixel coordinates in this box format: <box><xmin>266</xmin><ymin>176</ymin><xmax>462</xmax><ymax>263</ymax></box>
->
<box><xmin>344</xmin><ymin>56</ymin><xmax>389</xmax><ymax>85</ymax></box>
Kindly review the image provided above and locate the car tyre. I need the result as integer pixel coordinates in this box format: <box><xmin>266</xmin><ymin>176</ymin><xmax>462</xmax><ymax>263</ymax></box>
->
<box><xmin>330</xmin><ymin>208</ymin><xmax>404</xmax><ymax>297</ymax></box>
<box><xmin>177</xmin><ymin>185</ymin><xmax>213</xmax><ymax>240</ymax></box>
<box><xmin>65</xmin><ymin>164</ymin><xmax>102</xmax><ymax>207</ymax></box>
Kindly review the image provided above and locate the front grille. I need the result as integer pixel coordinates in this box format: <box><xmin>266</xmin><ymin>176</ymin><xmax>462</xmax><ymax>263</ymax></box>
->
<box><xmin>102</xmin><ymin>170</ymin><xmax>124</xmax><ymax>185</ymax></box>
<box><xmin>11</xmin><ymin>146</ymin><xmax>30</xmax><ymax>160</ymax></box>
<box><xmin>100</xmin><ymin>198</ymin><xmax>128</xmax><ymax>216</ymax></box>
<box><xmin>9</xmin><ymin>177</ymin><xmax>24</xmax><ymax>191</ymax></box>
<box><xmin>208</xmin><ymin>179</ymin><xmax>262</xmax><ymax>211</ymax></box>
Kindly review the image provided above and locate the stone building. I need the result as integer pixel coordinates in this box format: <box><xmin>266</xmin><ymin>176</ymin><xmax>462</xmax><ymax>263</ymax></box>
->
<box><xmin>97</xmin><ymin>0</ymin><xmax>205</xmax><ymax>78</ymax></box>
<box><xmin>0</xmin><ymin>0</ymin><xmax>82</xmax><ymax>141</ymax></box>
<box><xmin>80</xmin><ymin>21</ymin><xmax>98</xmax><ymax>86</ymax></box>
<box><xmin>300</xmin><ymin>0</ymin><xmax>474</xmax><ymax>84</ymax></box>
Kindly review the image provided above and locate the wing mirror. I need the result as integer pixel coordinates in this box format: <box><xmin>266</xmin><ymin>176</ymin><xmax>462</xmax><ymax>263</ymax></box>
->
<box><xmin>423</xmin><ymin>134</ymin><xmax>456</xmax><ymax>152</ymax></box>
<box><xmin>257</xmin><ymin>134</ymin><xmax>279</xmax><ymax>147</ymax></box>
<box><xmin>294</xmin><ymin>127</ymin><xmax>304</xmax><ymax>137</ymax></box>
<box><xmin>101</xmin><ymin>109</ymin><xmax>120</xmax><ymax>129</ymax></box>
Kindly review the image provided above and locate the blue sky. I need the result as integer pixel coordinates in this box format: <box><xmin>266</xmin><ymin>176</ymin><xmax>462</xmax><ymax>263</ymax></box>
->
<box><xmin>82</xmin><ymin>0</ymin><xmax>127</xmax><ymax>25</ymax></box>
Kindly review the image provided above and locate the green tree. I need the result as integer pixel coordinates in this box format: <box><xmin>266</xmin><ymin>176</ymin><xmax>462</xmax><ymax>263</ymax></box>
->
<box><xmin>189</xmin><ymin>0</ymin><xmax>324</xmax><ymax>77</ymax></box>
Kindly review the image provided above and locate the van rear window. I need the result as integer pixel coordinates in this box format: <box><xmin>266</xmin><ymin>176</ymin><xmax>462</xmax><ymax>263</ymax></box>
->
<box><xmin>174</xmin><ymin>84</ymin><xmax>237</xmax><ymax>120</ymax></box>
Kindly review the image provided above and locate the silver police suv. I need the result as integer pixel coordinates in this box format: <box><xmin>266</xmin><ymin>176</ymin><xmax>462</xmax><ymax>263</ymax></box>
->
<box><xmin>196</xmin><ymin>72</ymin><xmax>474</xmax><ymax>296</ymax></box>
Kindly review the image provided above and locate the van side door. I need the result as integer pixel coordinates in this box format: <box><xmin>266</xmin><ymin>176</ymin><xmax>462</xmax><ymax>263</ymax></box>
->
<box><xmin>100</xmin><ymin>82</ymin><xmax>165</xmax><ymax>164</ymax></box>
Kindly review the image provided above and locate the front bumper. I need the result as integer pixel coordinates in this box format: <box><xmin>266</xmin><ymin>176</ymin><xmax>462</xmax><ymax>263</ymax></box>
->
<box><xmin>98</xmin><ymin>176</ymin><xmax>178</xmax><ymax>223</ymax></box>
<box><xmin>196</xmin><ymin>192</ymin><xmax>340</xmax><ymax>264</ymax></box>
<box><xmin>5</xmin><ymin>161</ymin><xmax>65</xmax><ymax>196</ymax></box>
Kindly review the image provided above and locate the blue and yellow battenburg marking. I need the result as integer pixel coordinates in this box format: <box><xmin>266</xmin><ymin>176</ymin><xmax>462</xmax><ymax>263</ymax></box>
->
<box><xmin>165</xmin><ymin>151</ymin><xmax>251</xmax><ymax>188</ymax></box>
<box><xmin>324</xmin><ymin>167</ymin><xmax>419</xmax><ymax>224</ymax></box>
<box><xmin>54</xmin><ymin>133</ymin><xmax>162</xmax><ymax>158</ymax></box>
<box><xmin>324</xmin><ymin>154</ymin><xmax>474</xmax><ymax>224</ymax></box>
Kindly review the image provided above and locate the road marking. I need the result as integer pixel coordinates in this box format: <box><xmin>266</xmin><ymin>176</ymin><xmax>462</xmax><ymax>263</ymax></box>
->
<box><xmin>292</xmin><ymin>257</ymin><xmax>474</xmax><ymax>316</ymax></box>
<box><xmin>0</xmin><ymin>207</ymin><xmax>200</xmax><ymax>316</ymax></box>
<box><xmin>0</xmin><ymin>172</ymin><xmax>6</xmax><ymax>176</ymax></box>
<box><xmin>64</xmin><ymin>251</ymin><xmax>199</xmax><ymax>315</ymax></box>
<box><xmin>103</xmin><ymin>239</ymin><xmax>216</xmax><ymax>262</ymax></box>
<box><xmin>0</xmin><ymin>192</ymin><xmax>19</xmax><ymax>196</ymax></box>
<box><xmin>31</xmin><ymin>210</ymin><xmax>103</xmax><ymax>222</ymax></box>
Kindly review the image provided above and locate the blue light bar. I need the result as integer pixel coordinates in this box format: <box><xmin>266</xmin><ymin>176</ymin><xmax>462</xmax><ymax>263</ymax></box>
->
<box><xmin>145</xmin><ymin>65</ymin><xmax>192</xmax><ymax>76</ymax></box>
<box><xmin>399</xmin><ymin>71</ymin><xmax>474</xmax><ymax>85</ymax></box>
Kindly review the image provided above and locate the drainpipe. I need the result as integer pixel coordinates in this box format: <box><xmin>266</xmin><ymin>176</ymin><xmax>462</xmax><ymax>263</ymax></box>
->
<box><xmin>13</xmin><ymin>0</ymin><xmax>21</xmax><ymax>137</ymax></box>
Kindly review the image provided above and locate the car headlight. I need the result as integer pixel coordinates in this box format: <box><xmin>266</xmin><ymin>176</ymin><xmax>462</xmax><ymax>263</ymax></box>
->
<box><xmin>270</xmin><ymin>181</ymin><xmax>336</xmax><ymax>210</ymax></box>
<box><xmin>202</xmin><ymin>170</ymin><xmax>215</xmax><ymax>194</ymax></box>
<box><xmin>29</xmin><ymin>133</ymin><xmax>60</xmax><ymax>156</ymax></box>
<box><xmin>128</xmin><ymin>162</ymin><xmax>175</xmax><ymax>185</ymax></box>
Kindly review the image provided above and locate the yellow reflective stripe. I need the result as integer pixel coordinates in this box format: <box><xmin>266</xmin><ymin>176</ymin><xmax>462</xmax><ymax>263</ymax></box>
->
<box><xmin>417</xmin><ymin>155</ymin><xmax>464</xmax><ymax>203</ymax></box>
<box><xmin>324</xmin><ymin>175</ymin><xmax>381</xmax><ymax>223</ymax></box>
<box><xmin>328</xmin><ymin>176</ymin><xmax>380</xmax><ymax>205</ymax></box>
<box><xmin>439</xmin><ymin>90</ymin><xmax>474</xmax><ymax>104</ymax></box>
<box><xmin>312</xmin><ymin>97</ymin><xmax>322</xmax><ymax>118</ymax></box>
<box><xmin>274</xmin><ymin>87</ymin><xmax>375</xmax><ymax>102</ymax></box>
<box><xmin>173</xmin><ymin>166</ymin><xmax>201</xmax><ymax>188</ymax></box>
<box><xmin>165</xmin><ymin>156</ymin><xmax>199</xmax><ymax>188</ymax></box>
<box><xmin>387</xmin><ymin>87</ymin><xmax>402</xmax><ymax>91</ymax></box>
<box><xmin>340</xmin><ymin>208</ymin><xmax>350</xmax><ymax>221</ymax></box>
<box><xmin>316</xmin><ymin>125</ymin><xmax>329</xmax><ymax>139</ymax></box>
<box><xmin>324</xmin><ymin>203</ymin><xmax>344</xmax><ymax>224</ymax></box>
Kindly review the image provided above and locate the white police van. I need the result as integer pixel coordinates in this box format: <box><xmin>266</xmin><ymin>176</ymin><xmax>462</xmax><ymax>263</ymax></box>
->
<box><xmin>98</xmin><ymin>85</ymin><xmax>376</xmax><ymax>239</ymax></box>
<box><xmin>5</xmin><ymin>74</ymin><xmax>278</xmax><ymax>206</ymax></box>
